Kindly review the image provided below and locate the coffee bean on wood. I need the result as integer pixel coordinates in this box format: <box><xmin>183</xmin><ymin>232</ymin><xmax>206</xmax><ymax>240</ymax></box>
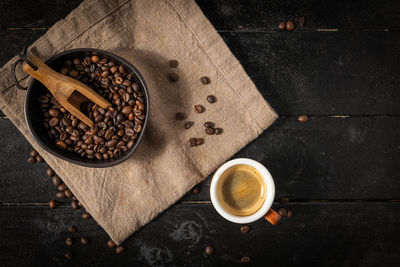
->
<box><xmin>298</xmin><ymin>115</ymin><xmax>309</xmax><ymax>123</ymax></box>
<box><xmin>240</xmin><ymin>225</ymin><xmax>250</xmax><ymax>234</ymax></box>
<box><xmin>278</xmin><ymin>21</ymin><xmax>286</xmax><ymax>30</ymax></box>
<box><xmin>52</xmin><ymin>175</ymin><xmax>62</xmax><ymax>187</ymax></box>
<box><xmin>107</xmin><ymin>240</ymin><xmax>116</xmax><ymax>248</ymax></box>
<box><xmin>214</xmin><ymin>128</ymin><xmax>223</xmax><ymax>135</ymax></box>
<box><xmin>65</xmin><ymin>237</ymin><xmax>74</xmax><ymax>246</ymax></box>
<box><xmin>203</xmin><ymin>121</ymin><xmax>214</xmax><ymax>128</ymax></box>
<box><xmin>115</xmin><ymin>246</ymin><xmax>126</xmax><ymax>254</ymax></box>
<box><xmin>205</xmin><ymin>245</ymin><xmax>213</xmax><ymax>255</ymax></box>
<box><xmin>56</xmin><ymin>191</ymin><xmax>66</xmax><ymax>199</ymax></box>
<box><xmin>81</xmin><ymin>237</ymin><xmax>90</xmax><ymax>245</ymax></box>
<box><xmin>64</xmin><ymin>251</ymin><xmax>73</xmax><ymax>260</ymax></box>
<box><xmin>82</xmin><ymin>212</ymin><xmax>91</xmax><ymax>220</ymax></box>
<box><xmin>30</xmin><ymin>149</ymin><xmax>38</xmax><ymax>157</ymax></box>
<box><xmin>49</xmin><ymin>200</ymin><xmax>56</xmax><ymax>209</ymax></box>
<box><xmin>193</xmin><ymin>186</ymin><xmax>200</xmax><ymax>194</ymax></box>
<box><xmin>68</xmin><ymin>226</ymin><xmax>77</xmax><ymax>233</ymax></box>
<box><xmin>46</xmin><ymin>168</ymin><xmax>55</xmax><ymax>177</ymax></box>
<box><xmin>27</xmin><ymin>157</ymin><xmax>36</xmax><ymax>164</ymax></box>
<box><xmin>167</xmin><ymin>73</ymin><xmax>179</xmax><ymax>82</ymax></box>
<box><xmin>205</xmin><ymin>128</ymin><xmax>215</xmax><ymax>135</ymax></box>
<box><xmin>241</xmin><ymin>256</ymin><xmax>251</xmax><ymax>263</ymax></box>
<box><xmin>36</xmin><ymin>155</ymin><xmax>44</xmax><ymax>163</ymax></box>
<box><xmin>206</xmin><ymin>95</ymin><xmax>217</xmax><ymax>103</ymax></box>
<box><xmin>278</xmin><ymin>208</ymin><xmax>287</xmax><ymax>217</ymax></box>
<box><xmin>71</xmin><ymin>200</ymin><xmax>79</xmax><ymax>209</ymax></box>
<box><xmin>39</xmin><ymin>54</ymin><xmax>146</xmax><ymax>161</ymax></box>
<box><xmin>184</xmin><ymin>121</ymin><xmax>194</xmax><ymax>129</ymax></box>
<box><xmin>286</xmin><ymin>21</ymin><xmax>295</xmax><ymax>31</ymax></box>
<box><xmin>287</xmin><ymin>210</ymin><xmax>293</xmax><ymax>218</ymax></box>
<box><xmin>200</xmin><ymin>76</ymin><xmax>211</xmax><ymax>85</ymax></box>
<box><xmin>168</xmin><ymin>60</ymin><xmax>179</xmax><ymax>68</ymax></box>
<box><xmin>194</xmin><ymin>105</ymin><xmax>205</xmax><ymax>113</ymax></box>
<box><xmin>58</xmin><ymin>184</ymin><xmax>67</xmax><ymax>191</ymax></box>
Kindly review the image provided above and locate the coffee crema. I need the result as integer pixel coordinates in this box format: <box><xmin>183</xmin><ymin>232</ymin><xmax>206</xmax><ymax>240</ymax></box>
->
<box><xmin>216</xmin><ymin>164</ymin><xmax>266</xmax><ymax>216</ymax></box>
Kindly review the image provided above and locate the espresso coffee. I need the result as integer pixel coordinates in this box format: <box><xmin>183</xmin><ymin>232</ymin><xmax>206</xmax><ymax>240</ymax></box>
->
<box><xmin>216</xmin><ymin>164</ymin><xmax>266</xmax><ymax>216</ymax></box>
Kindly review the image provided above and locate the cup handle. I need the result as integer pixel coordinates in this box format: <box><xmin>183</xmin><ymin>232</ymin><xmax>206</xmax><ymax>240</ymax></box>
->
<box><xmin>264</xmin><ymin>209</ymin><xmax>281</xmax><ymax>225</ymax></box>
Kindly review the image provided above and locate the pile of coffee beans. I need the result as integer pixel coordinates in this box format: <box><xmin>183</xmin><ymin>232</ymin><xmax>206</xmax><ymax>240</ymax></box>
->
<box><xmin>39</xmin><ymin>53</ymin><xmax>146</xmax><ymax>160</ymax></box>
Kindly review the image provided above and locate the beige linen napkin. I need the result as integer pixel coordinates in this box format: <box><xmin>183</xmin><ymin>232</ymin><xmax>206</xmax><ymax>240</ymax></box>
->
<box><xmin>0</xmin><ymin>0</ymin><xmax>277</xmax><ymax>244</ymax></box>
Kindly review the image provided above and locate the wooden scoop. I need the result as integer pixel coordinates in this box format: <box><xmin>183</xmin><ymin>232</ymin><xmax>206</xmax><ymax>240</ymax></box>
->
<box><xmin>22</xmin><ymin>55</ymin><xmax>111</xmax><ymax>128</ymax></box>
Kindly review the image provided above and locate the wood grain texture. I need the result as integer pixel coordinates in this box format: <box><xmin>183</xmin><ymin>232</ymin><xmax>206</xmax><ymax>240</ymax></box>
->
<box><xmin>0</xmin><ymin>203</ymin><xmax>399</xmax><ymax>267</ymax></box>
<box><xmin>2</xmin><ymin>117</ymin><xmax>400</xmax><ymax>203</ymax></box>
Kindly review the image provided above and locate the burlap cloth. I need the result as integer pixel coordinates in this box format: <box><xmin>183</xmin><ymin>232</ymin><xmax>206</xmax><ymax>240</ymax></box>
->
<box><xmin>0</xmin><ymin>0</ymin><xmax>277</xmax><ymax>244</ymax></box>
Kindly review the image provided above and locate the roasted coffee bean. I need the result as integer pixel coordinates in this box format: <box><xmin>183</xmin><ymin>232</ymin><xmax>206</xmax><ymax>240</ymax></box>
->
<box><xmin>205</xmin><ymin>128</ymin><xmax>215</xmax><ymax>135</ymax></box>
<box><xmin>49</xmin><ymin>200</ymin><xmax>56</xmax><ymax>209</ymax></box>
<box><xmin>121</xmin><ymin>106</ymin><xmax>133</xmax><ymax>115</ymax></box>
<box><xmin>278</xmin><ymin>208</ymin><xmax>287</xmax><ymax>217</ymax></box>
<box><xmin>207</xmin><ymin>95</ymin><xmax>217</xmax><ymax>103</ymax></box>
<box><xmin>167</xmin><ymin>73</ymin><xmax>179</xmax><ymax>82</ymax></box>
<box><xmin>134</xmin><ymin>124</ymin><xmax>142</xmax><ymax>133</ymax></box>
<box><xmin>214</xmin><ymin>128</ymin><xmax>223</xmax><ymax>135</ymax></box>
<box><xmin>82</xmin><ymin>212</ymin><xmax>91</xmax><ymax>220</ymax></box>
<box><xmin>58</xmin><ymin>183</ymin><xmax>67</xmax><ymax>191</ymax></box>
<box><xmin>81</xmin><ymin>237</ymin><xmax>90</xmax><ymax>245</ymax></box>
<box><xmin>194</xmin><ymin>105</ymin><xmax>205</xmax><ymax>113</ymax></box>
<box><xmin>61</xmin><ymin>67</ymin><xmax>68</xmax><ymax>75</ymax></box>
<box><xmin>65</xmin><ymin>237</ymin><xmax>74</xmax><ymax>246</ymax></box>
<box><xmin>286</xmin><ymin>21</ymin><xmax>295</xmax><ymax>31</ymax></box>
<box><xmin>65</xmin><ymin>189</ymin><xmax>73</xmax><ymax>198</ymax></box>
<box><xmin>49</xmin><ymin>117</ymin><xmax>59</xmax><ymax>127</ymax></box>
<box><xmin>49</xmin><ymin>108</ymin><xmax>60</xmax><ymax>117</ymax></box>
<box><xmin>287</xmin><ymin>210</ymin><xmax>293</xmax><ymax>218</ymax></box>
<box><xmin>193</xmin><ymin>186</ymin><xmax>200</xmax><ymax>194</ymax></box>
<box><xmin>107</xmin><ymin>240</ymin><xmax>116</xmax><ymax>248</ymax></box>
<box><xmin>30</xmin><ymin>149</ymin><xmax>38</xmax><ymax>157</ymax></box>
<box><xmin>200</xmin><ymin>76</ymin><xmax>211</xmax><ymax>85</ymax></box>
<box><xmin>91</xmin><ymin>55</ymin><xmax>100</xmax><ymax>63</ymax></box>
<box><xmin>27</xmin><ymin>157</ymin><xmax>36</xmax><ymax>164</ymax></box>
<box><xmin>115</xmin><ymin>76</ymin><xmax>123</xmax><ymax>85</ymax></box>
<box><xmin>196</xmin><ymin>138</ymin><xmax>205</xmax><ymax>146</ymax></box>
<box><xmin>71</xmin><ymin>200</ymin><xmax>79</xmax><ymax>210</ymax></box>
<box><xmin>46</xmin><ymin>168</ymin><xmax>55</xmax><ymax>177</ymax></box>
<box><xmin>52</xmin><ymin>175</ymin><xmax>62</xmax><ymax>187</ymax></box>
<box><xmin>204</xmin><ymin>121</ymin><xmax>215</xmax><ymax>128</ymax></box>
<box><xmin>56</xmin><ymin>140</ymin><xmax>67</xmax><ymax>150</ymax></box>
<box><xmin>68</xmin><ymin>226</ymin><xmax>77</xmax><ymax>233</ymax></box>
<box><xmin>298</xmin><ymin>115</ymin><xmax>309</xmax><ymax>123</ymax></box>
<box><xmin>77</xmin><ymin>201</ymin><xmax>83</xmax><ymax>208</ymax></box>
<box><xmin>56</xmin><ymin>191</ymin><xmax>66</xmax><ymax>199</ymax></box>
<box><xmin>278</xmin><ymin>21</ymin><xmax>286</xmax><ymax>30</ymax></box>
<box><xmin>184</xmin><ymin>121</ymin><xmax>194</xmax><ymax>129</ymax></box>
<box><xmin>168</xmin><ymin>60</ymin><xmax>179</xmax><ymax>68</ymax></box>
<box><xmin>279</xmin><ymin>197</ymin><xmax>289</xmax><ymax>204</ymax></box>
<box><xmin>299</xmin><ymin>16</ymin><xmax>305</xmax><ymax>28</ymax></box>
<box><xmin>36</xmin><ymin>155</ymin><xmax>44</xmax><ymax>163</ymax></box>
<box><xmin>175</xmin><ymin>112</ymin><xmax>186</xmax><ymax>120</ymax></box>
<box><xmin>189</xmin><ymin>138</ymin><xmax>197</xmax><ymax>147</ymax></box>
<box><xmin>115</xmin><ymin>246</ymin><xmax>126</xmax><ymax>255</ymax></box>
<box><xmin>205</xmin><ymin>245</ymin><xmax>213</xmax><ymax>255</ymax></box>
<box><xmin>125</xmin><ymin>127</ymin><xmax>135</xmax><ymax>136</ymax></box>
<box><xmin>64</xmin><ymin>251</ymin><xmax>73</xmax><ymax>260</ymax></box>
<box><xmin>241</xmin><ymin>256</ymin><xmax>251</xmax><ymax>263</ymax></box>
<box><xmin>240</xmin><ymin>225</ymin><xmax>250</xmax><ymax>234</ymax></box>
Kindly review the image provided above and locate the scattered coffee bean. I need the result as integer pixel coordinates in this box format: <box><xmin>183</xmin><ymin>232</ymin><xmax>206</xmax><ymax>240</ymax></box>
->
<box><xmin>299</xmin><ymin>16</ymin><xmax>305</xmax><ymax>28</ymax></box>
<box><xmin>241</xmin><ymin>256</ymin><xmax>251</xmax><ymax>263</ymax></box>
<box><xmin>278</xmin><ymin>21</ymin><xmax>286</xmax><ymax>30</ymax></box>
<box><xmin>278</xmin><ymin>208</ymin><xmax>287</xmax><ymax>217</ymax></box>
<box><xmin>167</xmin><ymin>73</ymin><xmax>179</xmax><ymax>82</ymax></box>
<box><xmin>27</xmin><ymin>156</ymin><xmax>36</xmax><ymax>164</ymax></box>
<box><xmin>168</xmin><ymin>60</ymin><xmax>179</xmax><ymax>68</ymax></box>
<box><xmin>64</xmin><ymin>251</ymin><xmax>73</xmax><ymax>260</ymax></box>
<box><xmin>71</xmin><ymin>200</ymin><xmax>79</xmax><ymax>209</ymax></box>
<box><xmin>193</xmin><ymin>186</ymin><xmax>200</xmax><ymax>194</ymax></box>
<box><xmin>68</xmin><ymin>226</ymin><xmax>77</xmax><ymax>233</ymax></box>
<box><xmin>52</xmin><ymin>175</ymin><xmax>62</xmax><ymax>187</ymax></box>
<box><xmin>196</xmin><ymin>138</ymin><xmax>205</xmax><ymax>146</ymax></box>
<box><xmin>91</xmin><ymin>55</ymin><xmax>100</xmax><ymax>63</ymax></box>
<box><xmin>107</xmin><ymin>240</ymin><xmax>116</xmax><ymax>248</ymax></box>
<box><xmin>46</xmin><ymin>168</ymin><xmax>55</xmax><ymax>177</ymax></box>
<box><xmin>184</xmin><ymin>121</ymin><xmax>194</xmax><ymax>129</ymax></box>
<box><xmin>240</xmin><ymin>225</ymin><xmax>250</xmax><ymax>234</ymax></box>
<box><xmin>287</xmin><ymin>210</ymin><xmax>293</xmax><ymax>218</ymax></box>
<box><xmin>205</xmin><ymin>245</ymin><xmax>213</xmax><ymax>255</ymax></box>
<box><xmin>205</xmin><ymin>128</ymin><xmax>215</xmax><ymax>135</ymax></box>
<box><xmin>203</xmin><ymin>121</ymin><xmax>215</xmax><ymax>128</ymax></box>
<box><xmin>194</xmin><ymin>105</ymin><xmax>205</xmax><ymax>113</ymax></box>
<box><xmin>200</xmin><ymin>76</ymin><xmax>211</xmax><ymax>85</ymax></box>
<box><xmin>82</xmin><ymin>212</ymin><xmax>91</xmax><ymax>220</ymax></box>
<box><xmin>214</xmin><ymin>128</ymin><xmax>223</xmax><ymax>135</ymax></box>
<box><xmin>279</xmin><ymin>197</ymin><xmax>289</xmax><ymax>204</ymax></box>
<box><xmin>176</xmin><ymin>112</ymin><xmax>186</xmax><ymax>120</ymax></box>
<box><xmin>207</xmin><ymin>95</ymin><xmax>217</xmax><ymax>103</ymax></box>
<box><xmin>49</xmin><ymin>200</ymin><xmax>56</xmax><ymax>209</ymax></box>
<box><xmin>65</xmin><ymin>189</ymin><xmax>73</xmax><ymax>198</ymax></box>
<box><xmin>58</xmin><ymin>184</ymin><xmax>67</xmax><ymax>191</ymax></box>
<box><xmin>286</xmin><ymin>21</ymin><xmax>295</xmax><ymax>31</ymax></box>
<box><xmin>81</xmin><ymin>237</ymin><xmax>90</xmax><ymax>245</ymax></box>
<box><xmin>77</xmin><ymin>201</ymin><xmax>83</xmax><ymax>208</ymax></box>
<box><xmin>36</xmin><ymin>155</ymin><xmax>44</xmax><ymax>163</ymax></box>
<box><xmin>298</xmin><ymin>115</ymin><xmax>309</xmax><ymax>123</ymax></box>
<box><xmin>56</xmin><ymin>191</ymin><xmax>66</xmax><ymax>199</ymax></box>
<box><xmin>65</xmin><ymin>237</ymin><xmax>74</xmax><ymax>246</ymax></box>
<box><xmin>115</xmin><ymin>246</ymin><xmax>126</xmax><ymax>255</ymax></box>
<box><xmin>30</xmin><ymin>149</ymin><xmax>38</xmax><ymax>157</ymax></box>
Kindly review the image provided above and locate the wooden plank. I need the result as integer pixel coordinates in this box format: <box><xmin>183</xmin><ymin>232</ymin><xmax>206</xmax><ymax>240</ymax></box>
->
<box><xmin>1</xmin><ymin>117</ymin><xmax>400</xmax><ymax>203</ymax></box>
<box><xmin>1</xmin><ymin>0</ymin><xmax>400</xmax><ymax>30</ymax></box>
<box><xmin>0</xmin><ymin>0</ymin><xmax>82</xmax><ymax>28</ymax></box>
<box><xmin>197</xmin><ymin>0</ymin><xmax>400</xmax><ymax>31</ymax></box>
<box><xmin>0</xmin><ymin>202</ymin><xmax>399</xmax><ymax>266</ymax></box>
<box><xmin>2</xmin><ymin>30</ymin><xmax>400</xmax><ymax>115</ymax></box>
<box><xmin>219</xmin><ymin>31</ymin><xmax>400</xmax><ymax>115</ymax></box>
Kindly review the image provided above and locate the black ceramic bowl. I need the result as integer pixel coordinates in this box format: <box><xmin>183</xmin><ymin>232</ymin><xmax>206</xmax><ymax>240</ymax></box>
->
<box><xmin>24</xmin><ymin>48</ymin><xmax>149</xmax><ymax>168</ymax></box>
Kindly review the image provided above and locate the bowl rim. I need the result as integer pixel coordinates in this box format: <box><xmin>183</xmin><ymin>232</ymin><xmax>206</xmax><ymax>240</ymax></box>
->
<box><xmin>24</xmin><ymin>48</ymin><xmax>150</xmax><ymax>168</ymax></box>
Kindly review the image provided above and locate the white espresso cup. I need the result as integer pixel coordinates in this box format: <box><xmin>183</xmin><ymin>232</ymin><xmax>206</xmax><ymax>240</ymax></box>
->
<box><xmin>210</xmin><ymin>158</ymin><xmax>281</xmax><ymax>225</ymax></box>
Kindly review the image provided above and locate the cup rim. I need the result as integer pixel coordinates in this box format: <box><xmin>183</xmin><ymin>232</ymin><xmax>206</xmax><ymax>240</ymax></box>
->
<box><xmin>210</xmin><ymin>158</ymin><xmax>275</xmax><ymax>224</ymax></box>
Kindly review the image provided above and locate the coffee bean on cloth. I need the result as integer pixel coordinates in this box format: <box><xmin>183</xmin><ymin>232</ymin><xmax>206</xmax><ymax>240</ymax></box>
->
<box><xmin>0</xmin><ymin>0</ymin><xmax>277</xmax><ymax>245</ymax></box>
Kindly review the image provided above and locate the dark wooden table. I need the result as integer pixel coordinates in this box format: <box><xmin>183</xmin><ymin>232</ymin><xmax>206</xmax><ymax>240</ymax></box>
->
<box><xmin>1</xmin><ymin>0</ymin><xmax>399</xmax><ymax>266</ymax></box>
